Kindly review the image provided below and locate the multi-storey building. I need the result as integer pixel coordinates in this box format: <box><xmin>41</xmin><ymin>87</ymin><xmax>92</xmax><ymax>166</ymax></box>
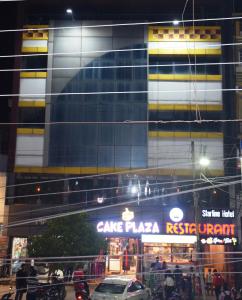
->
<box><xmin>5</xmin><ymin>0</ymin><xmax>237</xmax><ymax>278</ymax></box>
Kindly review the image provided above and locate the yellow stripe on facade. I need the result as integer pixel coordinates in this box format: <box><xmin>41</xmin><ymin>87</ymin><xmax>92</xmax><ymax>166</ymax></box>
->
<box><xmin>23</xmin><ymin>25</ymin><xmax>49</xmax><ymax>29</ymax></box>
<box><xmin>140</xmin><ymin>168</ymin><xmax>224</xmax><ymax>177</ymax></box>
<box><xmin>148</xmin><ymin>103</ymin><xmax>223</xmax><ymax>111</ymax></box>
<box><xmin>22</xmin><ymin>47</ymin><xmax>48</xmax><ymax>53</ymax></box>
<box><xmin>148</xmin><ymin>49</ymin><xmax>221</xmax><ymax>55</ymax></box>
<box><xmin>148</xmin><ymin>74</ymin><xmax>222</xmax><ymax>81</ymax></box>
<box><xmin>20</xmin><ymin>72</ymin><xmax>47</xmax><ymax>78</ymax></box>
<box><xmin>148</xmin><ymin>26</ymin><xmax>221</xmax><ymax>42</ymax></box>
<box><xmin>23</xmin><ymin>25</ymin><xmax>49</xmax><ymax>40</ymax></box>
<box><xmin>18</xmin><ymin>100</ymin><xmax>46</xmax><ymax>108</ymax></box>
<box><xmin>13</xmin><ymin>166</ymin><xmax>224</xmax><ymax>177</ymax></box>
<box><xmin>14</xmin><ymin>166</ymin><xmax>130</xmax><ymax>175</ymax></box>
<box><xmin>148</xmin><ymin>131</ymin><xmax>223</xmax><ymax>139</ymax></box>
<box><xmin>17</xmin><ymin>128</ymin><xmax>44</xmax><ymax>135</ymax></box>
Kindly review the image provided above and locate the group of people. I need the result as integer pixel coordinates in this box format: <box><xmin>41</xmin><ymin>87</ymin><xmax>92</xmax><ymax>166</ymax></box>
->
<box><xmin>149</xmin><ymin>257</ymin><xmax>186</xmax><ymax>300</ymax></box>
<box><xmin>205</xmin><ymin>268</ymin><xmax>242</xmax><ymax>300</ymax></box>
<box><xmin>149</xmin><ymin>258</ymin><xmax>237</xmax><ymax>300</ymax></box>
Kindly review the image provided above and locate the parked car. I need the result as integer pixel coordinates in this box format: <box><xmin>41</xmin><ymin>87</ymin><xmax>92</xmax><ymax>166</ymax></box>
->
<box><xmin>91</xmin><ymin>277</ymin><xmax>151</xmax><ymax>300</ymax></box>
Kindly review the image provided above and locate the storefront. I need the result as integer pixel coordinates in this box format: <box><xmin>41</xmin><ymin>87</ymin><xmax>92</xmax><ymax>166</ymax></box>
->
<box><xmin>96</xmin><ymin>206</ymin><xmax>237</xmax><ymax>277</ymax></box>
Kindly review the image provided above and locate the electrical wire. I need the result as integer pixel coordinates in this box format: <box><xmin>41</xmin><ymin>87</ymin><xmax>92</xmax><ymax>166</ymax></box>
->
<box><xmin>0</xmin><ymin>42</ymin><xmax>241</xmax><ymax>60</ymax></box>
<box><xmin>4</xmin><ymin>178</ymin><xmax>241</xmax><ymax>228</ymax></box>
<box><xmin>0</xmin><ymin>61</ymin><xmax>240</xmax><ymax>73</ymax></box>
<box><xmin>1</xmin><ymin>87</ymin><xmax>241</xmax><ymax>98</ymax></box>
<box><xmin>0</xmin><ymin>15</ymin><xmax>242</xmax><ymax>33</ymax></box>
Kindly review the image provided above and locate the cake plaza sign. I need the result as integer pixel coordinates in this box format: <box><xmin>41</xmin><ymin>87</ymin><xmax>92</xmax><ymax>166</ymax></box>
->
<box><xmin>96</xmin><ymin>208</ymin><xmax>236</xmax><ymax>241</ymax></box>
<box><xmin>97</xmin><ymin>221</ymin><xmax>160</xmax><ymax>234</ymax></box>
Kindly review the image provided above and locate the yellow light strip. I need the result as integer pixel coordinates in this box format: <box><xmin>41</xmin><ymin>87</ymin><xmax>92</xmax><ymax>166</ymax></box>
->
<box><xmin>148</xmin><ymin>26</ymin><xmax>221</xmax><ymax>42</ymax></box>
<box><xmin>17</xmin><ymin>128</ymin><xmax>44</xmax><ymax>135</ymax></box>
<box><xmin>148</xmin><ymin>49</ymin><xmax>221</xmax><ymax>55</ymax></box>
<box><xmin>20</xmin><ymin>72</ymin><xmax>47</xmax><ymax>78</ymax></box>
<box><xmin>148</xmin><ymin>131</ymin><xmax>223</xmax><ymax>138</ymax></box>
<box><xmin>18</xmin><ymin>100</ymin><xmax>46</xmax><ymax>108</ymax></box>
<box><xmin>13</xmin><ymin>166</ymin><xmax>224</xmax><ymax>176</ymax></box>
<box><xmin>21</xmin><ymin>47</ymin><xmax>48</xmax><ymax>53</ymax></box>
<box><xmin>148</xmin><ymin>74</ymin><xmax>222</xmax><ymax>81</ymax></box>
<box><xmin>23</xmin><ymin>25</ymin><xmax>49</xmax><ymax>29</ymax></box>
<box><xmin>148</xmin><ymin>104</ymin><xmax>223</xmax><ymax>111</ymax></box>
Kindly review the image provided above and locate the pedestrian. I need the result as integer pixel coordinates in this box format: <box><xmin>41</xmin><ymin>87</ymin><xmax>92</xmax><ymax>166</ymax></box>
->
<box><xmin>72</xmin><ymin>265</ymin><xmax>84</xmax><ymax>290</ymax></box>
<box><xmin>220</xmin><ymin>284</ymin><xmax>232</xmax><ymax>300</ymax></box>
<box><xmin>26</xmin><ymin>266</ymin><xmax>38</xmax><ymax>300</ymax></box>
<box><xmin>206</xmin><ymin>268</ymin><xmax>213</xmax><ymax>296</ymax></box>
<box><xmin>152</xmin><ymin>257</ymin><xmax>162</xmax><ymax>271</ymax></box>
<box><xmin>213</xmin><ymin>269</ymin><xmax>224</xmax><ymax>300</ymax></box>
<box><xmin>173</xmin><ymin>265</ymin><xmax>182</xmax><ymax>292</ymax></box>
<box><xmin>164</xmin><ymin>270</ymin><xmax>175</xmax><ymax>300</ymax></box>
<box><xmin>15</xmin><ymin>264</ymin><xmax>28</xmax><ymax>300</ymax></box>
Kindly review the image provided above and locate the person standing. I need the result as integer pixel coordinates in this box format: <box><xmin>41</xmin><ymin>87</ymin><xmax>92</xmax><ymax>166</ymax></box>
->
<box><xmin>206</xmin><ymin>268</ymin><xmax>213</xmax><ymax>296</ymax></box>
<box><xmin>213</xmin><ymin>269</ymin><xmax>223</xmax><ymax>300</ymax></box>
<box><xmin>152</xmin><ymin>257</ymin><xmax>162</xmax><ymax>271</ymax></box>
<box><xmin>26</xmin><ymin>267</ymin><xmax>38</xmax><ymax>300</ymax></box>
<box><xmin>164</xmin><ymin>270</ymin><xmax>175</xmax><ymax>300</ymax></box>
<box><xmin>173</xmin><ymin>265</ymin><xmax>182</xmax><ymax>292</ymax></box>
<box><xmin>15</xmin><ymin>264</ymin><xmax>28</xmax><ymax>300</ymax></box>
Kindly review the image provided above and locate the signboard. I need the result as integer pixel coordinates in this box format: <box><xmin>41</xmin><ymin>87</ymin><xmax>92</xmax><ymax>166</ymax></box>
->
<box><xmin>201</xmin><ymin>209</ymin><xmax>234</xmax><ymax>218</ymax></box>
<box><xmin>97</xmin><ymin>221</ymin><xmax>160</xmax><ymax>234</ymax></box>
<box><xmin>96</xmin><ymin>207</ymin><xmax>236</xmax><ymax>244</ymax></box>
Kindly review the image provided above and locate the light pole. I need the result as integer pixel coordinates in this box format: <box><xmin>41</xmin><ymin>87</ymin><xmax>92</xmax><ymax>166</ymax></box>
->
<box><xmin>191</xmin><ymin>141</ymin><xmax>210</xmax><ymax>300</ymax></box>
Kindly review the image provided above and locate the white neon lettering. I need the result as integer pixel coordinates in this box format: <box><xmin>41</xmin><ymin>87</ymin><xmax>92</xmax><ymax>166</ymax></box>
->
<box><xmin>138</xmin><ymin>222</ymin><xmax>145</xmax><ymax>233</ymax></box>
<box><xmin>97</xmin><ymin>221</ymin><xmax>160</xmax><ymax>234</ymax></box>
<box><xmin>97</xmin><ymin>221</ymin><xmax>104</xmax><ymax>232</ymax></box>
<box><xmin>145</xmin><ymin>222</ymin><xmax>152</xmax><ymax>233</ymax></box>
<box><xmin>152</xmin><ymin>222</ymin><xmax>160</xmax><ymax>233</ymax></box>
<box><xmin>117</xmin><ymin>222</ymin><xmax>123</xmax><ymax>233</ymax></box>
<box><xmin>125</xmin><ymin>221</ymin><xmax>133</xmax><ymax>233</ymax></box>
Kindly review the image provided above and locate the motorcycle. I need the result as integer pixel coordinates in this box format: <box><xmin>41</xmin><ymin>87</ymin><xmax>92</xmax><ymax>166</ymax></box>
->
<box><xmin>152</xmin><ymin>284</ymin><xmax>164</xmax><ymax>300</ymax></box>
<box><xmin>1</xmin><ymin>287</ymin><xmax>14</xmax><ymax>300</ymax></box>
<box><xmin>74</xmin><ymin>281</ymin><xmax>90</xmax><ymax>300</ymax></box>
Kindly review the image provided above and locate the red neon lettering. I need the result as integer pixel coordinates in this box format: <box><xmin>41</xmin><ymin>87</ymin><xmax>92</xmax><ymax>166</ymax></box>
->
<box><xmin>207</xmin><ymin>224</ymin><xmax>214</xmax><ymax>235</ymax></box>
<box><xmin>198</xmin><ymin>224</ymin><xmax>207</xmax><ymax>234</ymax></box>
<box><xmin>214</xmin><ymin>224</ymin><xmax>222</xmax><ymax>235</ymax></box>
<box><xmin>189</xmin><ymin>223</ymin><xmax>196</xmax><ymax>234</ymax></box>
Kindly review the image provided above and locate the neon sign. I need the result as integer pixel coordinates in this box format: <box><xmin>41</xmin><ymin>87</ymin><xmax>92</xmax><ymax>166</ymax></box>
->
<box><xmin>122</xmin><ymin>208</ymin><xmax>134</xmax><ymax>221</ymax></box>
<box><xmin>166</xmin><ymin>222</ymin><xmax>235</xmax><ymax>236</ymax></box>
<box><xmin>201</xmin><ymin>237</ymin><xmax>237</xmax><ymax>245</ymax></box>
<box><xmin>169</xmin><ymin>208</ymin><xmax>184</xmax><ymax>222</ymax></box>
<box><xmin>202</xmin><ymin>209</ymin><xmax>234</xmax><ymax>218</ymax></box>
<box><xmin>97</xmin><ymin>221</ymin><xmax>160</xmax><ymax>234</ymax></box>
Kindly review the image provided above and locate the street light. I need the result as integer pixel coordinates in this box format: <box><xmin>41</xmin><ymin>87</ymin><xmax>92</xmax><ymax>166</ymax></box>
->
<box><xmin>199</xmin><ymin>157</ymin><xmax>210</xmax><ymax>167</ymax></box>
<box><xmin>173</xmin><ymin>20</ymin><xmax>180</xmax><ymax>25</ymax></box>
<box><xmin>66</xmin><ymin>8</ymin><xmax>73</xmax><ymax>15</ymax></box>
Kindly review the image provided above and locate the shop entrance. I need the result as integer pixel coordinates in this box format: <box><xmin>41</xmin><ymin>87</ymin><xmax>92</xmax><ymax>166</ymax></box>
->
<box><xmin>107</xmin><ymin>237</ymin><xmax>139</xmax><ymax>275</ymax></box>
<box><xmin>143</xmin><ymin>242</ymin><xmax>195</xmax><ymax>273</ymax></box>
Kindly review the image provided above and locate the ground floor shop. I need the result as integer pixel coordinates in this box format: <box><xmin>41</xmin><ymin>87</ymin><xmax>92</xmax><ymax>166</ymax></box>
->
<box><xmin>96</xmin><ymin>206</ymin><xmax>237</xmax><ymax>282</ymax></box>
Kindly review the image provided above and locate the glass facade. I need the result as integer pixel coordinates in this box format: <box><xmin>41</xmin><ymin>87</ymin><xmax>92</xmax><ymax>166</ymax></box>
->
<box><xmin>49</xmin><ymin>44</ymin><xmax>147</xmax><ymax>168</ymax></box>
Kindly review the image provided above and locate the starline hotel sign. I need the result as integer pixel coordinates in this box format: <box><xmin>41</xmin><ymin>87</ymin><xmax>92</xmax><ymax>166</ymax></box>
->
<box><xmin>96</xmin><ymin>207</ymin><xmax>236</xmax><ymax>244</ymax></box>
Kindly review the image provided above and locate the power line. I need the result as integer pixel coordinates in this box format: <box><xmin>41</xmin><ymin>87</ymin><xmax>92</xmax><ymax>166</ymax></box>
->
<box><xmin>5</xmin><ymin>178</ymin><xmax>241</xmax><ymax>228</ymax></box>
<box><xmin>1</xmin><ymin>87</ymin><xmax>241</xmax><ymax>98</ymax></box>
<box><xmin>0</xmin><ymin>15</ymin><xmax>242</xmax><ymax>34</ymax></box>
<box><xmin>0</xmin><ymin>42</ymin><xmax>241</xmax><ymax>60</ymax></box>
<box><xmin>0</xmin><ymin>61</ymin><xmax>240</xmax><ymax>73</ymax></box>
<box><xmin>0</xmin><ymin>119</ymin><xmax>240</xmax><ymax>125</ymax></box>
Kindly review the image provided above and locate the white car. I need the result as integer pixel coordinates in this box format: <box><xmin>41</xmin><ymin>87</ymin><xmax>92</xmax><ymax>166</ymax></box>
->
<box><xmin>91</xmin><ymin>277</ymin><xmax>151</xmax><ymax>300</ymax></box>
